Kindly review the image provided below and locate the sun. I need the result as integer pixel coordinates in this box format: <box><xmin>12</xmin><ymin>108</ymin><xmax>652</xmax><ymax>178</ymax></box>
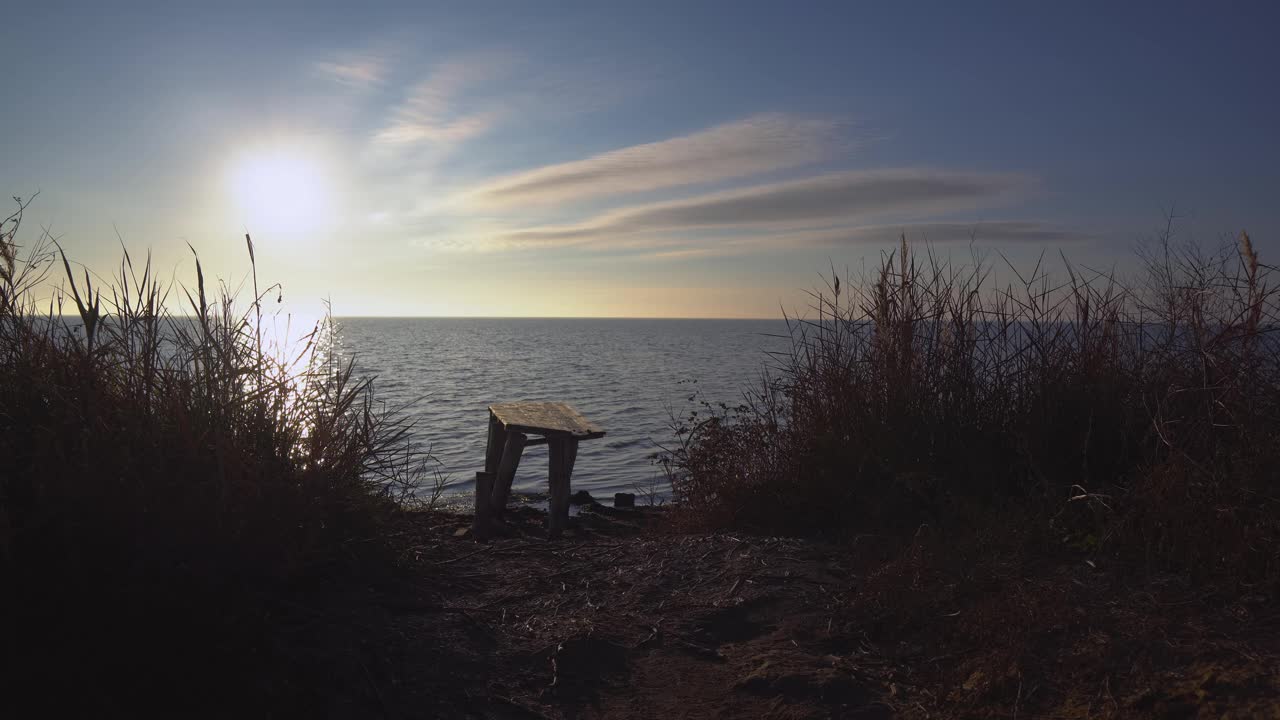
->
<box><xmin>228</xmin><ymin>147</ymin><xmax>331</xmax><ymax>237</ymax></box>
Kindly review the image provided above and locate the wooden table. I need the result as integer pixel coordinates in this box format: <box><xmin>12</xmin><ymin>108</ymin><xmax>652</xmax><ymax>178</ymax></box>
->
<box><xmin>474</xmin><ymin>402</ymin><xmax>606</xmax><ymax>538</ymax></box>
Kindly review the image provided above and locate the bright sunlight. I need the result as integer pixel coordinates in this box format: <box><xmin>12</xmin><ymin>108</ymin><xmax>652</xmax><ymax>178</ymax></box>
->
<box><xmin>227</xmin><ymin>146</ymin><xmax>331</xmax><ymax>237</ymax></box>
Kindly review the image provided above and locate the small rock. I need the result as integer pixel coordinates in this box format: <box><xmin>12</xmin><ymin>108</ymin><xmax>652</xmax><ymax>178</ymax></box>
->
<box><xmin>453</xmin><ymin>526</ymin><xmax>470</xmax><ymax>538</ymax></box>
<box><xmin>569</xmin><ymin>489</ymin><xmax>595</xmax><ymax>505</ymax></box>
<box><xmin>614</xmin><ymin>492</ymin><xmax>636</xmax><ymax>508</ymax></box>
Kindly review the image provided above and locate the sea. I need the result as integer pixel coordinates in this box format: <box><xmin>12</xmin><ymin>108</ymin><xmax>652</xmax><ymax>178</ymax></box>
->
<box><xmin>332</xmin><ymin>318</ymin><xmax>789</xmax><ymax>506</ymax></box>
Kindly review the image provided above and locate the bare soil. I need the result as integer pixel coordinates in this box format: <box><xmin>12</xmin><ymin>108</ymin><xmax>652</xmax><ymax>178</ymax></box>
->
<box><xmin>279</xmin><ymin>503</ymin><xmax>1279</xmax><ymax>719</ymax></box>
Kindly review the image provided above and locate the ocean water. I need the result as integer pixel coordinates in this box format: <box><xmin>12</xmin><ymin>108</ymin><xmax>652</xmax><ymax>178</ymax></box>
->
<box><xmin>333</xmin><ymin>318</ymin><xmax>788</xmax><ymax>505</ymax></box>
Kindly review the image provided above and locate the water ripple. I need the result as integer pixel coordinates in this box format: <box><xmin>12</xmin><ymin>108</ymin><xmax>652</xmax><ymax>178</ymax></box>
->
<box><xmin>334</xmin><ymin>318</ymin><xmax>787</xmax><ymax>500</ymax></box>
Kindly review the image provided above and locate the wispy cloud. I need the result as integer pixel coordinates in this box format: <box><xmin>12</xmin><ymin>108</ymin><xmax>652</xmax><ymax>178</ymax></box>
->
<box><xmin>494</xmin><ymin>169</ymin><xmax>1029</xmax><ymax>248</ymax></box>
<box><xmin>465</xmin><ymin>114</ymin><xmax>848</xmax><ymax>207</ymax></box>
<box><xmin>611</xmin><ymin>221</ymin><xmax>1084</xmax><ymax>261</ymax></box>
<box><xmin>375</xmin><ymin>54</ymin><xmax>510</xmax><ymax>146</ymax></box>
<box><xmin>315</xmin><ymin>53</ymin><xmax>387</xmax><ymax>88</ymax></box>
<box><xmin>781</xmin><ymin>221</ymin><xmax>1088</xmax><ymax>246</ymax></box>
<box><xmin>376</xmin><ymin>111</ymin><xmax>499</xmax><ymax>144</ymax></box>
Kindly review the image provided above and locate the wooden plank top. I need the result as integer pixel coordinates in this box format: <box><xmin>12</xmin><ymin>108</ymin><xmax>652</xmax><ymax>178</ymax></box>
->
<box><xmin>489</xmin><ymin>401</ymin><xmax>606</xmax><ymax>439</ymax></box>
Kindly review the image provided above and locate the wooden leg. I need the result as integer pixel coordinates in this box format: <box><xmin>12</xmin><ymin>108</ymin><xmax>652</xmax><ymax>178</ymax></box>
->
<box><xmin>565</xmin><ymin>437</ymin><xmax>579</xmax><ymax>480</ymax></box>
<box><xmin>484</xmin><ymin>412</ymin><xmax>506</xmax><ymax>474</ymax></box>
<box><xmin>472</xmin><ymin>471</ymin><xmax>494</xmax><ymax>541</ymax></box>
<box><xmin>490</xmin><ymin>432</ymin><xmax>527</xmax><ymax>518</ymax></box>
<box><xmin>548</xmin><ymin>438</ymin><xmax>570</xmax><ymax>537</ymax></box>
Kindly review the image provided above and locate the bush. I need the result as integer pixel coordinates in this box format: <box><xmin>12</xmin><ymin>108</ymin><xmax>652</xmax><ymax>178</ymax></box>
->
<box><xmin>664</xmin><ymin>230</ymin><xmax>1280</xmax><ymax>582</ymax></box>
<box><xmin>0</xmin><ymin>197</ymin><xmax>432</xmax><ymax>709</ymax></box>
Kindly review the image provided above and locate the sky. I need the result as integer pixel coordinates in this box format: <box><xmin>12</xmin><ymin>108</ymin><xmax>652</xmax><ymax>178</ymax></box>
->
<box><xmin>3</xmin><ymin>1</ymin><xmax>1278</xmax><ymax>318</ymax></box>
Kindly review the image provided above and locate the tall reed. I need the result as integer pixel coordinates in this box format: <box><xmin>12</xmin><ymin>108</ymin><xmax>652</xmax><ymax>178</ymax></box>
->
<box><xmin>665</xmin><ymin>230</ymin><xmax>1279</xmax><ymax>581</ymax></box>
<box><xmin>0</xmin><ymin>197</ymin><xmax>432</xmax><ymax>707</ymax></box>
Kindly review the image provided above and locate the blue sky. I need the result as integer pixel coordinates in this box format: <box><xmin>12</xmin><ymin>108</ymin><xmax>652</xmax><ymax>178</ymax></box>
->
<box><xmin>3</xmin><ymin>1</ymin><xmax>1277</xmax><ymax>317</ymax></box>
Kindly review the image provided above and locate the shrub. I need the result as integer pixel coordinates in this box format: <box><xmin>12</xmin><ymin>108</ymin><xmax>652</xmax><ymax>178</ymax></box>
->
<box><xmin>0</xmin><ymin>197</ymin><xmax>432</xmax><ymax>709</ymax></box>
<box><xmin>664</xmin><ymin>230</ymin><xmax>1280</xmax><ymax>582</ymax></box>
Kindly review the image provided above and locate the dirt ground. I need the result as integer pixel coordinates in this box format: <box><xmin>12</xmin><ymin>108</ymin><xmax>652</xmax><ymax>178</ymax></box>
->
<box><xmin>287</xmin><ymin>502</ymin><xmax>1280</xmax><ymax>719</ymax></box>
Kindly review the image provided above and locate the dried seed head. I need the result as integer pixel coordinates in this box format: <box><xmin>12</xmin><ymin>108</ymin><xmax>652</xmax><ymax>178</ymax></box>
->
<box><xmin>1239</xmin><ymin>230</ymin><xmax>1258</xmax><ymax>278</ymax></box>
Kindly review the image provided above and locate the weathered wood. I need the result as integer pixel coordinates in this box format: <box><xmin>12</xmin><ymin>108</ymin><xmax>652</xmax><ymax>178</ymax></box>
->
<box><xmin>484</xmin><ymin>412</ymin><xmax>507</xmax><ymax>473</ymax></box>
<box><xmin>472</xmin><ymin>471</ymin><xmax>494</xmax><ymax>541</ymax></box>
<box><xmin>547</xmin><ymin>438</ymin><xmax>571</xmax><ymax>537</ymax></box>
<box><xmin>481</xmin><ymin>402</ymin><xmax>604</xmax><ymax>538</ymax></box>
<box><xmin>490</xmin><ymin>432</ymin><xmax>528</xmax><ymax>518</ymax></box>
<box><xmin>489</xmin><ymin>402</ymin><xmax>605</xmax><ymax>440</ymax></box>
<box><xmin>565</xmin><ymin>437</ymin><xmax>579</xmax><ymax>478</ymax></box>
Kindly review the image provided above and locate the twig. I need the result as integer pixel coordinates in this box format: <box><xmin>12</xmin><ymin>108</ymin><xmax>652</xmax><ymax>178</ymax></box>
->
<box><xmin>358</xmin><ymin>659</ymin><xmax>389</xmax><ymax>719</ymax></box>
<box><xmin>433</xmin><ymin>545</ymin><xmax>495</xmax><ymax>565</ymax></box>
<box><xmin>492</xmin><ymin>695</ymin><xmax>555</xmax><ymax>720</ymax></box>
<box><xmin>1013</xmin><ymin>675</ymin><xmax>1022</xmax><ymax>720</ymax></box>
<box><xmin>725</xmin><ymin>576</ymin><xmax>743</xmax><ymax>598</ymax></box>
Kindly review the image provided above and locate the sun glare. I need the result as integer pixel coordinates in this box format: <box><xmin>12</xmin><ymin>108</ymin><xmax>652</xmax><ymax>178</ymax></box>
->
<box><xmin>228</xmin><ymin>147</ymin><xmax>331</xmax><ymax>237</ymax></box>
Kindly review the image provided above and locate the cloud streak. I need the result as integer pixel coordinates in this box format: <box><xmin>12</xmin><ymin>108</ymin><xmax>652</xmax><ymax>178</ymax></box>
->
<box><xmin>465</xmin><ymin>114</ymin><xmax>847</xmax><ymax>207</ymax></box>
<box><xmin>786</xmin><ymin>221</ymin><xmax>1088</xmax><ymax>246</ymax></box>
<box><xmin>609</xmin><ymin>221</ymin><xmax>1085</xmax><ymax>262</ymax></box>
<box><xmin>376</xmin><ymin>55</ymin><xmax>509</xmax><ymax>145</ymax></box>
<box><xmin>496</xmin><ymin>169</ymin><xmax>1029</xmax><ymax>248</ymax></box>
<box><xmin>315</xmin><ymin>54</ymin><xmax>387</xmax><ymax>88</ymax></box>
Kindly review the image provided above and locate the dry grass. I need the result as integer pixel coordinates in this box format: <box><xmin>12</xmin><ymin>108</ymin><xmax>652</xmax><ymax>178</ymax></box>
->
<box><xmin>0</xmin><ymin>197</ymin><xmax>433</xmax><ymax>710</ymax></box>
<box><xmin>664</xmin><ymin>227</ymin><xmax>1280</xmax><ymax>583</ymax></box>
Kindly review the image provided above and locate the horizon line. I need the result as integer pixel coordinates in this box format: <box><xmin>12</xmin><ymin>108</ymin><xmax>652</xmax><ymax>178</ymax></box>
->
<box><xmin>328</xmin><ymin>315</ymin><xmax>784</xmax><ymax>321</ymax></box>
<box><xmin>49</xmin><ymin>313</ymin><xmax>786</xmax><ymax>321</ymax></box>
